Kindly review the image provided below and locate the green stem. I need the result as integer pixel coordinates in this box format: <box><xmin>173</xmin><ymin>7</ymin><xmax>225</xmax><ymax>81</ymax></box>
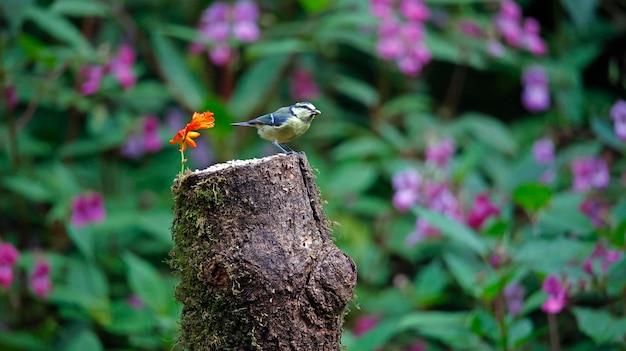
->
<box><xmin>180</xmin><ymin>149</ymin><xmax>185</xmax><ymax>174</ymax></box>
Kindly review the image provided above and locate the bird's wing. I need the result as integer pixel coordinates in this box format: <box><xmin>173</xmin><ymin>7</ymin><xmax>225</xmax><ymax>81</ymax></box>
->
<box><xmin>246</xmin><ymin>110</ymin><xmax>290</xmax><ymax>126</ymax></box>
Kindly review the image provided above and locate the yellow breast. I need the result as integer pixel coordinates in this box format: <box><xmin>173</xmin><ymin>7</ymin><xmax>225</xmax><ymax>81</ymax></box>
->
<box><xmin>256</xmin><ymin>118</ymin><xmax>311</xmax><ymax>144</ymax></box>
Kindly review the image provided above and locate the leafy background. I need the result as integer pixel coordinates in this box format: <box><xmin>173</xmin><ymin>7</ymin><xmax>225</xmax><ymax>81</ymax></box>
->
<box><xmin>1</xmin><ymin>0</ymin><xmax>625</xmax><ymax>350</ymax></box>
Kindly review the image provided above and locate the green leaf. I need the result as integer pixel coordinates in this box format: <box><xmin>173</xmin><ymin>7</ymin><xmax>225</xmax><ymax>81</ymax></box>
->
<box><xmin>298</xmin><ymin>0</ymin><xmax>331</xmax><ymax>13</ymax></box>
<box><xmin>512</xmin><ymin>183</ymin><xmax>553</xmax><ymax>213</ymax></box>
<box><xmin>151</xmin><ymin>33</ymin><xmax>206</xmax><ymax>109</ymax></box>
<box><xmin>508</xmin><ymin>318</ymin><xmax>533</xmax><ymax>348</ymax></box>
<box><xmin>24</xmin><ymin>7</ymin><xmax>91</xmax><ymax>53</ymax></box>
<box><xmin>414</xmin><ymin>260</ymin><xmax>448</xmax><ymax>305</ymax></box>
<box><xmin>63</xmin><ymin>329</ymin><xmax>103</xmax><ymax>351</ymax></box>
<box><xmin>398</xmin><ymin>311</ymin><xmax>484</xmax><ymax>348</ymax></box>
<box><xmin>591</xmin><ymin>117</ymin><xmax>624</xmax><ymax>150</ymax></box>
<box><xmin>346</xmin><ymin>317</ymin><xmax>399</xmax><ymax>351</ymax></box>
<box><xmin>333</xmin><ymin>137</ymin><xmax>392</xmax><ymax>160</ymax></box>
<box><xmin>2</xmin><ymin>176</ymin><xmax>52</xmax><ymax>202</ymax></box>
<box><xmin>607</xmin><ymin>257</ymin><xmax>626</xmax><ymax>296</ymax></box>
<box><xmin>246</xmin><ymin>38</ymin><xmax>310</xmax><ymax>59</ymax></box>
<box><xmin>539</xmin><ymin>192</ymin><xmax>593</xmax><ymax>234</ymax></box>
<box><xmin>0</xmin><ymin>331</ymin><xmax>50</xmax><ymax>351</ymax></box>
<box><xmin>512</xmin><ymin>238</ymin><xmax>592</xmax><ymax>272</ymax></box>
<box><xmin>573</xmin><ymin>308</ymin><xmax>626</xmax><ymax>344</ymax></box>
<box><xmin>50</xmin><ymin>0</ymin><xmax>110</xmax><ymax>17</ymax></box>
<box><xmin>228</xmin><ymin>55</ymin><xmax>290</xmax><ymax>118</ymax></box>
<box><xmin>457</xmin><ymin>113</ymin><xmax>518</xmax><ymax>155</ymax></box>
<box><xmin>66</xmin><ymin>226</ymin><xmax>95</xmax><ymax>259</ymax></box>
<box><xmin>332</xmin><ymin>75</ymin><xmax>379</xmax><ymax>107</ymax></box>
<box><xmin>413</xmin><ymin>207</ymin><xmax>487</xmax><ymax>256</ymax></box>
<box><xmin>105</xmin><ymin>300</ymin><xmax>156</xmax><ymax>335</ymax></box>
<box><xmin>560</xmin><ymin>0</ymin><xmax>599</xmax><ymax>29</ymax></box>
<box><xmin>443</xmin><ymin>253</ymin><xmax>483</xmax><ymax>297</ymax></box>
<box><xmin>123</xmin><ymin>252</ymin><xmax>169</xmax><ymax>314</ymax></box>
<box><xmin>327</xmin><ymin>163</ymin><xmax>377</xmax><ymax>194</ymax></box>
<box><xmin>0</xmin><ymin>0</ymin><xmax>33</xmax><ymax>30</ymax></box>
<box><xmin>136</xmin><ymin>210</ymin><xmax>174</xmax><ymax>244</ymax></box>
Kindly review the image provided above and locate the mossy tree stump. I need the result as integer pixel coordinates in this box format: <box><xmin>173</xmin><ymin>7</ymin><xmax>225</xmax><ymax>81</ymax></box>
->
<box><xmin>170</xmin><ymin>153</ymin><xmax>357</xmax><ymax>350</ymax></box>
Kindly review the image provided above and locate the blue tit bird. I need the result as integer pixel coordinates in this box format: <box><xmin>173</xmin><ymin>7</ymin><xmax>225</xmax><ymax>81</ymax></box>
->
<box><xmin>231</xmin><ymin>102</ymin><xmax>321</xmax><ymax>153</ymax></box>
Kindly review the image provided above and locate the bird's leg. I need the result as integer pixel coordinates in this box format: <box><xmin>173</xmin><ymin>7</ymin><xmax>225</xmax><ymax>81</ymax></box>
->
<box><xmin>282</xmin><ymin>143</ymin><xmax>296</xmax><ymax>153</ymax></box>
<box><xmin>272</xmin><ymin>141</ymin><xmax>290</xmax><ymax>153</ymax></box>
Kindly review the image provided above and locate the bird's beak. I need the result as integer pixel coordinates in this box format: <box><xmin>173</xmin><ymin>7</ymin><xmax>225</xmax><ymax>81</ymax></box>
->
<box><xmin>313</xmin><ymin>109</ymin><xmax>321</xmax><ymax>115</ymax></box>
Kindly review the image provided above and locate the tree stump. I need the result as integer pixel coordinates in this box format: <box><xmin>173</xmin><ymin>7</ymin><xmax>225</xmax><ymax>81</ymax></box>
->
<box><xmin>170</xmin><ymin>152</ymin><xmax>357</xmax><ymax>350</ymax></box>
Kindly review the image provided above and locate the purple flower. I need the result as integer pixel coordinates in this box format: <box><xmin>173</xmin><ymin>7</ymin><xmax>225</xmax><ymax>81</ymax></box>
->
<box><xmin>541</xmin><ymin>275</ymin><xmax>567</xmax><ymax>314</ymax></box>
<box><xmin>392</xmin><ymin>169</ymin><xmax>421</xmax><ymax>211</ymax></box>
<box><xmin>353</xmin><ymin>315</ymin><xmax>379</xmax><ymax>336</ymax></box>
<box><xmin>121</xmin><ymin>134</ymin><xmax>144</xmax><ymax>159</ymax></box>
<box><xmin>79</xmin><ymin>65</ymin><xmax>105</xmax><ymax>96</ymax></box>
<box><xmin>521</xmin><ymin>66</ymin><xmax>550</xmax><ymax>113</ymax></box>
<box><xmin>0</xmin><ymin>243</ymin><xmax>19</xmax><ymax>290</ymax></box>
<box><xmin>71</xmin><ymin>192</ymin><xmax>106</xmax><ymax>227</ymax></box>
<box><xmin>399</xmin><ymin>0</ymin><xmax>430</xmax><ymax>22</ymax></box>
<box><xmin>571</xmin><ymin>157</ymin><xmax>610</xmax><ymax>192</ymax></box>
<box><xmin>522</xmin><ymin>84</ymin><xmax>550</xmax><ymax>112</ymax></box>
<box><xmin>496</xmin><ymin>16</ymin><xmax>523</xmax><ymax>47</ymax></box>
<box><xmin>193</xmin><ymin>0</ymin><xmax>261</xmax><ymax>66</ymax></box>
<box><xmin>30</xmin><ymin>259</ymin><xmax>52</xmax><ymax>299</ymax></box>
<box><xmin>370</xmin><ymin>0</ymin><xmax>394</xmax><ymax>18</ymax></box>
<box><xmin>610</xmin><ymin>99</ymin><xmax>626</xmax><ymax>141</ymax></box>
<box><xmin>290</xmin><ymin>67</ymin><xmax>320</xmax><ymax>101</ymax></box>
<box><xmin>110</xmin><ymin>44</ymin><xmax>136</xmax><ymax>90</ymax></box>
<box><xmin>466</xmin><ymin>193</ymin><xmax>500</xmax><ymax>230</ymax></box>
<box><xmin>579</xmin><ymin>199</ymin><xmax>608</xmax><ymax>228</ymax></box>
<box><xmin>487</xmin><ymin>40</ymin><xmax>505</xmax><ymax>57</ymax></box>
<box><xmin>233</xmin><ymin>0</ymin><xmax>260</xmax><ymax>22</ymax></box>
<box><xmin>392</xmin><ymin>169</ymin><xmax>422</xmax><ymax>191</ymax></box>
<box><xmin>209</xmin><ymin>45</ymin><xmax>235</xmax><ymax>66</ymax></box>
<box><xmin>233</xmin><ymin>21</ymin><xmax>260</xmax><ymax>42</ymax></box>
<box><xmin>458</xmin><ymin>19</ymin><xmax>483</xmax><ymax>37</ymax></box>
<box><xmin>500</xmin><ymin>0</ymin><xmax>522</xmax><ymax>20</ymax></box>
<box><xmin>503</xmin><ymin>283</ymin><xmax>525</xmax><ymax>316</ymax></box>
<box><xmin>406</xmin><ymin>217</ymin><xmax>441</xmax><ymax>246</ymax></box>
<box><xmin>425</xmin><ymin>138</ymin><xmax>455</xmax><ymax>169</ymax></box>
<box><xmin>539</xmin><ymin>168</ymin><xmax>556</xmax><ymax>184</ymax></box>
<box><xmin>202</xmin><ymin>1</ymin><xmax>230</xmax><ymax>22</ymax></box>
<box><xmin>532</xmin><ymin>138</ymin><xmax>554</xmax><ymax>164</ymax></box>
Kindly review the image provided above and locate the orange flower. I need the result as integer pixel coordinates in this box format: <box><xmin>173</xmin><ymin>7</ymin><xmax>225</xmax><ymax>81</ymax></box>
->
<box><xmin>169</xmin><ymin>111</ymin><xmax>215</xmax><ymax>151</ymax></box>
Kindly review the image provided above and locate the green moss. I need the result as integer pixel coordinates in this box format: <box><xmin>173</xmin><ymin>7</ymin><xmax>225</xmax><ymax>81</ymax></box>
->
<box><xmin>169</xmin><ymin>172</ymin><xmax>260</xmax><ymax>350</ymax></box>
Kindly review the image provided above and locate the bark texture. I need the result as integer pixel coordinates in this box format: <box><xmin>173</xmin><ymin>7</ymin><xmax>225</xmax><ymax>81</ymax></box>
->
<box><xmin>170</xmin><ymin>153</ymin><xmax>357</xmax><ymax>351</ymax></box>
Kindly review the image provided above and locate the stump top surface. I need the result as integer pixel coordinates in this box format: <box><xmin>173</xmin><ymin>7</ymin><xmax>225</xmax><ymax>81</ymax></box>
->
<box><xmin>192</xmin><ymin>153</ymin><xmax>291</xmax><ymax>176</ymax></box>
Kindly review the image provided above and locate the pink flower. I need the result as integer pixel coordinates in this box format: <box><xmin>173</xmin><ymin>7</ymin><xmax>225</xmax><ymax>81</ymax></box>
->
<box><xmin>571</xmin><ymin>157</ymin><xmax>610</xmax><ymax>192</ymax></box>
<box><xmin>425</xmin><ymin>138</ymin><xmax>455</xmax><ymax>169</ymax></box>
<box><xmin>110</xmin><ymin>44</ymin><xmax>136</xmax><ymax>90</ymax></box>
<box><xmin>579</xmin><ymin>199</ymin><xmax>608</xmax><ymax>228</ymax></box>
<box><xmin>127</xmin><ymin>294</ymin><xmax>145</xmax><ymax>309</ymax></box>
<box><xmin>202</xmin><ymin>1</ymin><xmax>230</xmax><ymax>22</ymax></box>
<box><xmin>466</xmin><ymin>193</ymin><xmax>500</xmax><ymax>230</ymax></box>
<box><xmin>583</xmin><ymin>243</ymin><xmax>622</xmax><ymax>275</ymax></box>
<box><xmin>458</xmin><ymin>19</ymin><xmax>483</xmax><ymax>37</ymax></box>
<box><xmin>71</xmin><ymin>192</ymin><xmax>106</xmax><ymax>227</ymax></box>
<box><xmin>232</xmin><ymin>21</ymin><xmax>260</xmax><ymax>42</ymax></box>
<box><xmin>79</xmin><ymin>65</ymin><xmax>105</xmax><ymax>96</ymax></box>
<box><xmin>143</xmin><ymin>115</ymin><xmax>162</xmax><ymax>152</ymax></box>
<box><xmin>399</xmin><ymin>0</ymin><xmax>430</xmax><ymax>22</ymax></box>
<box><xmin>0</xmin><ymin>243</ymin><xmax>19</xmax><ymax>290</ymax></box>
<box><xmin>4</xmin><ymin>85</ymin><xmax>18</xmax><ymax>109</ymax></box>
<box><xmin>353</xmin><ymin>315</ymin><xmax>379</xmax><ymax>336</ymax></box>
<box><xmin>610</xmin><ymin>99</ymin><xmax>626</xmax><ymax>141</ymax></box>
<box><xmin>209</xmin><ymin>45</ymin><xmax>235</xmax><ymax>66</ymax></box>
<box><xmin>290</xmin><ymin>67</ymin><xmax>320</xmax><ymax>101</ymax></box>
<box><xmin>370</xmin><ymin>0</ymin><xmax>394</xmax><ymax>18</ymax></box>
<box><xmin>496</xmin><ymin>17</ymin><xmax>523</xmax><ymax>47</ymax></box>
<box><xmin>393</xmin><ymin>189</ymin><xmax>420</xmax><ymax>212</ymax></box>
<box><xmin>30</xmin><ymin>260</ymin><xmax>52</xmax><ymax>298</ymax></box>
<box><xmin>233</xmin><ymin>0</ymin><xmax>260</xmax><ymax>22</ymax></box>
<box><xmin>541</xmin><ymin>275</ymin><xmax>567</xmax><ymax>314</ymax></box>
<box><xmin>532</xmin><ymin>138</ymin><xmax>554</xmax><ymax>164</ymax></box>
<box><xmin>500</xmin><ymin>0</ymin><xmax>522</xmax><ymax>20</ymax></box>
<box><xmin>487</xmin><ymin>40</ymin><xmax>505</xmax><ymax>57</ymax></box>
<box><xmin>406</xmin><ymin>217</ymin><xmax>441</xmax><ymax>246</ymax></box>
<box><xmin>503</xmin><ymin>283</ymin><xmax>525</xmax><ymax>316</ymax></box>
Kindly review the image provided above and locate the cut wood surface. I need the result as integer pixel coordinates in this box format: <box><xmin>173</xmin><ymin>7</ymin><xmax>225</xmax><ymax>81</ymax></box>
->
<box><xmin>170</xmin><ymin>152</ymin><xmax>357</xmax><ymax>350</ymax></box>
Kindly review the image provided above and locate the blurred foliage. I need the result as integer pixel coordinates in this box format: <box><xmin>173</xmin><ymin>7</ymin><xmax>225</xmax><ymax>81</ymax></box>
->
<box><xmin>1</xmin><ymin>0</ymin><xmax>626</xmax><ymax>350</ymax></box>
